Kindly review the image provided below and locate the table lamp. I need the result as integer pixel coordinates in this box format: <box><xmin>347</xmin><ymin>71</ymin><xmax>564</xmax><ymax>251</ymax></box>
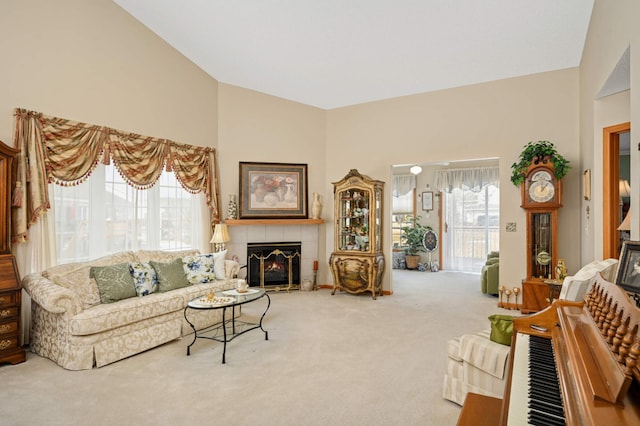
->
<box><xmin>210</xmin><ymin>223</ymin><xmax>231</xmax><ymax>252</ymax></box>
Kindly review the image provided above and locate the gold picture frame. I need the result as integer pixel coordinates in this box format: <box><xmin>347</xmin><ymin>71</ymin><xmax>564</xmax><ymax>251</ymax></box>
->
<box><xmin>583</xmin><ymin>169</ymin><xmax>591</xmax><ymax>201</ymax></box>
<box><xmin>239</xmin><ymin>162</ymin><xmax>308</xmax><ymax>219</ymax></box>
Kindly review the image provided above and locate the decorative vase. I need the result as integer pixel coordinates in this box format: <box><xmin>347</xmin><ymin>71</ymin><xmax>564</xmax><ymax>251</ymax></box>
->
<box><xmin>555</xmin><ymin>259</ymin><xmax>567</xmax><ymax>281</ymax></box>
<box><xmin>284</xmin><ymin>183</ymin><xmax>296</xmax><ymax>202</ymax></box>
<box><xmin>311</xmin><ymin>192</ymin><xmax>323</xmax><ymax>219</ymax></box>
<box><xmin>254</xmin><ymin>183</ymin><xmax>266</xmax><ymax>202</ymax></box>
<box><xmin>227</xmin><ymin>195</ymin><xmax>238</xmax><ymax>219</ymax></box>
<box><xmin>264</xmin><ymin>191</ymin><xmax>278</xmax><ymax>206</ymax></box>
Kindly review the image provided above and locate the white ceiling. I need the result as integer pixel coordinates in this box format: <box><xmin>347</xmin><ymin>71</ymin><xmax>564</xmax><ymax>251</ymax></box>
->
<box><xmin>113</xmin><ymin>0</ymin><xmax>595</xmax><ymax>110</ymax></box>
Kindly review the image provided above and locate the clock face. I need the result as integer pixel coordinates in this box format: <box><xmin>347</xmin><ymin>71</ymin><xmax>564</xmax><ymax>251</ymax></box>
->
<box><xmin>528</xmin><ymin>170</ymin><xmax>555</xmax><ymax>203</ymax></box>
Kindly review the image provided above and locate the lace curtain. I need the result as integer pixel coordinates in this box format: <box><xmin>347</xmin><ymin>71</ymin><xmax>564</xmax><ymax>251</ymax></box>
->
<box><xmin>434</xmin><ymin>166</ymin><xmax>499</xmax><ymax>193</ymax></box>
<box><xmin>393</xmin><ymin>175</ymin><xmax>416</xmax><ymax>197</ymax></box>
<box><xmin>11</xmin><ymin>108</ymin><xmax>220</xmax><ymax>243</ymax></box>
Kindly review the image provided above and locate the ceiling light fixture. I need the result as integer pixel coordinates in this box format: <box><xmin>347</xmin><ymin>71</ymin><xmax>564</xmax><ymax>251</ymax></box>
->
<box><xmin>410</xmin><ymin>165</ymin><xmax>422</xmax><ymax>175</ymax></box>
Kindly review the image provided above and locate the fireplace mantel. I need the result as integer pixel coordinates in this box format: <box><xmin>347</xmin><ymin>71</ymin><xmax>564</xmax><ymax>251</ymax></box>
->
<box><xmin>226</xmin><ymin>219</ymin><xmax>324</xmax><ymax>226</ymax></box>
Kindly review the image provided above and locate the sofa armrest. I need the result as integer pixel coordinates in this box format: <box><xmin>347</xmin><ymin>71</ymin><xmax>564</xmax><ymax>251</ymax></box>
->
<box><xmin>22</xmin><ymin>273</ymin><xmax>84</xmax><ymax>316</ymax></box>
<box><xmin>224</xmin><ymin>260</ymin><xmax>240</xmax><ymax>279</ymax></box>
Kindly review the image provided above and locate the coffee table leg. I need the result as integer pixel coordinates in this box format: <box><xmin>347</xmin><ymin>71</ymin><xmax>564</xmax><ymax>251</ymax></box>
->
<box><xmin>184</xmin><ymin>307</ymin><xmax>197</xmax><ymax>356</ymax></box>
<box><xmin>221</xmin><ymin>306</ymin><xmax>227</xmax><ymax>364</ymax></box>
<box><xmin>260</xmin><ymin>293</ymin><xmax>271</xmax><ymax>340</ymax></box>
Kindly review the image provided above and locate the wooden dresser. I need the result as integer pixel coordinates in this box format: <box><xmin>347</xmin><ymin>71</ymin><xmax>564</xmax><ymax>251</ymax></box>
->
<box><xmin>0</xmin><ymin>139</ymin><xmax>25</xmax><ymax>365</ymax></box>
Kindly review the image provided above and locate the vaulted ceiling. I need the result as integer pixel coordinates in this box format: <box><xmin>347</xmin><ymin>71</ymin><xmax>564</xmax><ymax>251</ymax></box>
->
<box><xmin>113</xmin><ymin>0</ymin><xmax>595</xmax><ymax>110</ymax></box>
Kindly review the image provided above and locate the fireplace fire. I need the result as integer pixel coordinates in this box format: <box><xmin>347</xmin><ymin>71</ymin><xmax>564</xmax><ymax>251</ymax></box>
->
<box><xmin>247</xmin><ymin>242</ymin><xmax>301</xmax><ymax>291</ymax></box>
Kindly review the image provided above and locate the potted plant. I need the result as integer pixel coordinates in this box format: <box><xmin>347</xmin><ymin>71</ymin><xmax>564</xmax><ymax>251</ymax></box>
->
<box><xmin>401</xmin><ymin>219</ymin><xmax>432</xmax><ymax>270</ymax></box>
<box><xmin>510</xmin><ymin>140</ymin><xmax>570</xmax><ymax>186</ymax></box>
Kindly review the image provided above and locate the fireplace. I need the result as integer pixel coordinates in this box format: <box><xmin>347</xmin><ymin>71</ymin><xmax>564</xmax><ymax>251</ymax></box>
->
<box><xmin>247</xmin><ymin>242</ymin><xmax>301</xmax><ymax>291</ymax></box>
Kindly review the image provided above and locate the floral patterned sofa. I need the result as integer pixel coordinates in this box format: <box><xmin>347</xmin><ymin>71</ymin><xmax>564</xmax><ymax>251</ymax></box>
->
<box><xmin>23</xmin><ymin>249</ymin><xmax>240</xmax><ymax>370</ymax></box>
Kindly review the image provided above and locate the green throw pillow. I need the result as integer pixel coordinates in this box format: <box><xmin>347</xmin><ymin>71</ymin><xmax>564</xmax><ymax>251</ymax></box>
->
<box><xmin>488</xmin><ymin>314</ymin><xmax>514</xmax><ymax>346</ymax></box>
<box><xmin>90</xmin><ymin>263</ymin><xmax>137</xmax><ymax>304</ymax></box>
<box><xmin>150</xmin><ymin>258</ymin><xmax>190</xmax><ymax>292</ymax></box>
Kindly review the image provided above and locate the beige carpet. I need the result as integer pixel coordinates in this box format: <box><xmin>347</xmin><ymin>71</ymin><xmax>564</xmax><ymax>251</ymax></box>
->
<box><xmin>0</xmin><ymin>270</ymin><xmax>513</xmax><ymax>425</ymax></box>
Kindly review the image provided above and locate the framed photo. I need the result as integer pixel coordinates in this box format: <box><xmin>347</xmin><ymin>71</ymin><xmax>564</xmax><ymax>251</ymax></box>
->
<box><xmin>422</xmin><ymin>191</ymin><xmax>434</xmax><ymax>211</ymax></box>
<box><xmin>614</xmin><ymin>241</ymin><xmax>640</xmax><ymax>294</ymax></box>
<box><xmin>583</xmin><ymin>169</ymin><xmax>591</xmax><ymax>201</ymax></box>
<box><xmin>239</xmin><ymin>162</ymin><xmax>308</xmax><ymax>219</ymax></box>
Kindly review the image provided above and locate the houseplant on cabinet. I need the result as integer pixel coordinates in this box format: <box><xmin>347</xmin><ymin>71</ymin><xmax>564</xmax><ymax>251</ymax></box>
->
<box><xmin>401</xmin><ymin>220</ymin><xmax>432</xmax><ymax>270</ymax></box>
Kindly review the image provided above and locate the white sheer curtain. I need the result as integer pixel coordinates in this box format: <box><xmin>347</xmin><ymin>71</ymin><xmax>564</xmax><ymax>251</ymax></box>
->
<box><xmin>434</xmin><ymin>166</ymin><xmax>500</xmax><ymax>273</ymax></box>
<box><xmin>14</xmin><ymin>205</ymin><xmax>57</xmax><ymax>345</ymax></box>
<box><xmin>393</xmin><ymin>175</ymin><xmax>416</xmax><ymax>197</ymax></box>
<box><xmin>393</xmin><ymin>175</ymin><xmax>416</xmax><ymax>214</ymax></box>
<box><xmin>434</xmin><ymin>167</ymin><xmax>499</xmax><ymax>193</ymax></box>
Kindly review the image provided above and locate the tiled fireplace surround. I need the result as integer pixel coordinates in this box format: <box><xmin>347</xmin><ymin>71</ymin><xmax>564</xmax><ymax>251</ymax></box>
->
<box><xmin>225</xmin><ymin>224</ymin><xmax>320</xmax><ymax>283</ymax></box>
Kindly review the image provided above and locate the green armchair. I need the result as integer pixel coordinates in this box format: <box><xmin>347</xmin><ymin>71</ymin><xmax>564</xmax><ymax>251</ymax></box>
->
<box><xmin>481</xmin><ymin>251</ymin><xmax>499</xmax><ymax>295</ymax></box>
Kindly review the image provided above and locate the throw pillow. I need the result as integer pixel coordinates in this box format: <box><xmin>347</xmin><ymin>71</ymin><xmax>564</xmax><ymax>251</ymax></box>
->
<box><xmin>150</xmin><ymin>258</ymin><xmax>191</xmax><ymax>292</ymax></box>
<box><xmin>183</xmin><ymin>254</ymin><xmax>217</xmax><ymax>284</ymax></box>
<box><xmin>213</xmin><ymin>250</ymin><xmax>227</xmax><ymax>279</ymax></box>
<box><xmin>90</xmin><ymin>263</ymin><xmax>137</xmax><ymax>304</ymax></box>
<box><xmin>129</xmin><ymin>262</ymin><xmax>159</xmax><ymax>296</ymax></box>
<box><xmin>488</xmin><ymin>314</ymin><xmax>514</xmax><ymax>346</ymax></box>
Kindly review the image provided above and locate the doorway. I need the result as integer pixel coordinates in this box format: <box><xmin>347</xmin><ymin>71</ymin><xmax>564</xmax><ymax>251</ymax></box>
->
<box><xmin>603</xmin><ymin>122</ymin><xmax>631</xmax><ymax>259</ymax></box>
<box><xmin>391</xmin><ymin>159</ymin><xmax>499</xmax><ymax>273</ymax></box>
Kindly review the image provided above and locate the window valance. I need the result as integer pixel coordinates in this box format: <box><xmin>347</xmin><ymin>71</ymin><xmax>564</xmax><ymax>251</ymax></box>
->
<box><xmin>434</xmin><ymin>166</ymin><xmax>499</xmax><ymax>193</ymax></box>
<box><xmin>393</xmin><ymin>175</ymin><xmax>416</xmax><ymax>197</ymax></box>
<box><xmin>11</xmin><ymin>108</ymin><xmax>220</xmax><ymax>243</ymax></box>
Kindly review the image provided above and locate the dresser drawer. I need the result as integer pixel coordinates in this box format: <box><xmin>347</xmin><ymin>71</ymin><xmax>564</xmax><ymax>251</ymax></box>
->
<box><xmin>0</xmin><ymin>319</ymin><xmax>18</xmax><ymax>336</ymax></box>
<box><xmin>0</xmin><ymin>291</ymin><xmax>17</xmax><ymax>308</ymax></box>
<box><xmin>0</xmin><ymin>255</ymin><xmax>20</xmax><ymax>290</ymax></box>
<box><xmin>0</xmin><ymin>335</ymin><xmax>19</xmax><ymax>352</ymax></box>
<box><xmin>0</xmin><ymin>306</ymin><xmax>18</xmax><ymax>320</ymax></box>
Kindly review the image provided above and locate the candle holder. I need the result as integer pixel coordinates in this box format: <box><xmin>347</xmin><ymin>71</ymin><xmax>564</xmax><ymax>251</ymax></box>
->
<box><xmin>512</xmin><ymin>287</ymin><xmax>521</xmax><ymax>310</ymax></box>
<box><xmin>498</xmin><ymin>285</ymin><xmax>506</xmax><ymax>308</ymax></box>
<box><xmin>504</xmin><ymin>289</ymin><xmax>512</xmax><ymax>309</ymax></box>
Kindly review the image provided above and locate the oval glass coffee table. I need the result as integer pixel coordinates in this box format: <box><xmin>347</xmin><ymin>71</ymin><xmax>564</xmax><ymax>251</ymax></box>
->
<box><xmin>184</xmin><ymin>288</ymin><xmax>270</xmax><ymax>363</ymax></box>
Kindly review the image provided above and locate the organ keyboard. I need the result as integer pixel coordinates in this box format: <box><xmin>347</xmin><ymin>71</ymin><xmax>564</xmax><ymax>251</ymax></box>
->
<box><xmin>458</xmin><ymin>274</ymin><xmax>640</xmax><ymax>425</ymax></box>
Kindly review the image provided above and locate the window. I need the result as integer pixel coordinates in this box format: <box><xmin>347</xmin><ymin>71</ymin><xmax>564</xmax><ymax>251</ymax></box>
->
<box><xmin>53</xmin><ymin>164</ymin><xmax>202</xmax><ymax>263</ymax></box>
<box><xmin>392</xmin><ymin>190</ymin><xmax>415</xmax><ymax>248</ymax></box>
<box><xmin>443</xmin><ymin>184</ymin><xmax>499</xmax><ymax>272</ymax></box>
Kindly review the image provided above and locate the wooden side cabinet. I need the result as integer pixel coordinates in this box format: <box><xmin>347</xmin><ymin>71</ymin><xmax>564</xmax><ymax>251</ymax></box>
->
<box><xmin>330</xmin><ymin>169</ymin><xmax>385</xmax><ymax>299</ymax></box>
<box><xmin>0</xmin><ymin>140</ymin><xmax>25</xmax><ymax>365</ymax></box>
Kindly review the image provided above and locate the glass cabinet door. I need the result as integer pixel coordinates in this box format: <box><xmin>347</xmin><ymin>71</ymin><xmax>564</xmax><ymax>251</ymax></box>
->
<box><xmin>531</xmin><ymin>212</ymin><xmax>552</xmax><ymax>279</ymax></box>
<box><xmin>338</xmin><ymin>189</ymin><xmax>370</xmax><ymax>252</ymax></box>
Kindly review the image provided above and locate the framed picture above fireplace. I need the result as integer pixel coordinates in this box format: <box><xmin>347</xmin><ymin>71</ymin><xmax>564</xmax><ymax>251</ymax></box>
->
<box><xmin>239</xmin><ymin>162</ymin><xmax>308</xmax><ymax>219</ymax></box>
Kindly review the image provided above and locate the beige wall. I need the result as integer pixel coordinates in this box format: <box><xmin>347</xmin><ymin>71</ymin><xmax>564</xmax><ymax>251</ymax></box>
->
<box><xmin>580</xmin><ymin>0</ymin><xmax>639</xmax><ymax>262</ymax></box>
<box><xmin>0</xmin><ymin>0</ymin><xmax>218</xmax><ymax>150</ymax></box>
<box><xmin>327</xmin><ymin>69</ymin><xmax>580</xmax><ymax>292</ymax></box>
<box><xmin>217</xmin><ymin>83</ymin><xmax>327</xmax><ymax>276</ymax></box>
<box><xmin>4</xmin><ymin>0</ymin><xmax>638</xmax><ymax>296</ymax></box>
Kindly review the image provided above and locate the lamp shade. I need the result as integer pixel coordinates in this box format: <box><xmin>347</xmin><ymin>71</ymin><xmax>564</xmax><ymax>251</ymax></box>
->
<box><xmin>618</xmin><ymin>209</ymin><xmax>631</xmax><ymax>231</ymax></box>
<box><xmin>620</xmin><ymin>179</ymin><xmax>631</xmax><ymax>198</ymax></box>
<box><xmin>210</xmin><ymin>223</ymin><xmax>231</xmax><ymax>244</ymax></box>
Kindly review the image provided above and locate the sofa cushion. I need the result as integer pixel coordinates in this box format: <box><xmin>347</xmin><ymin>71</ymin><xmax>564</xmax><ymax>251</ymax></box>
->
<box><xmin>129</xmin><ymin>262</ymin><xmax>159</xmax><ymax>296</ymax></box>
<box><xmin>183</xmin><ymin>254</ymin><xmax>217</xmax><ymax>284</ymax></box>
<box><xmin>213</xmin><ymin>250</ymin><xmax>227</xmax><ymax>279</ymax></box>
<box><xmin>90</xmin><ymin>263</ymin><xmax>138</xmax><ymax>304</ymax></box>
<box><xmin>43</xmin><ymin>251</ymin><xmax>137</xmax><ymax>308</ymax></box>
<box><xmin>69</xmin><ymin>291</ymin><xmax>185</xmax><ymax>336</ymax></box>
<box><xmin>150</xmin><ymin>258</ymin><xmax>191</xmax><ymax>292</ymax></box>
<box><xmin>460</xmin><ymin>331</ymin><xmax>511</xmax><ymax>380</ymax></box>
<box><xmin>488</xmin><ymin>314</ymin><xmax>513</xmax><ymax>346</ymax></box>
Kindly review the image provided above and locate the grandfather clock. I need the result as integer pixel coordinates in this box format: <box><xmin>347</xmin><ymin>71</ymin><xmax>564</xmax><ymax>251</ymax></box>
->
<box><xmin>520</xmin><ymin>161</ymin><xmax>562</xmax><ymax>314</ymax></box>
<box><xmin>0</xmin><ymin>140</ymin><xmax>25</xmax><ymax>364</ymax></box>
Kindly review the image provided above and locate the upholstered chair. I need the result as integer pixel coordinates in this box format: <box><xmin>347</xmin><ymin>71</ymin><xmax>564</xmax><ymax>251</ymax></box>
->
<box><xmin>481</xmin><ymin>251</ymin><xmax>499</xmax><ymax>295</ymax></box>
